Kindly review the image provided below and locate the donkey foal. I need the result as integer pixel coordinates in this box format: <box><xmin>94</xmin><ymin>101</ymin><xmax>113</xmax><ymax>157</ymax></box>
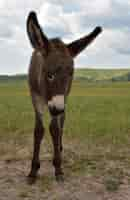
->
<box><xmin>26</xmin><ymin>11</ymin><xmax>102</xmax><ymax>184</ymax></box>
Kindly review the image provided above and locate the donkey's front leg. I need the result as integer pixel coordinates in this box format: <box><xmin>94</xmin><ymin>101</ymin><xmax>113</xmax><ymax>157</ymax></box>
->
<box><xmin>59</xmin><ymin>112</ymin><xmax>65</xmax><ymax>152</ymax></box>
<box><xmin>49</xmin><ymin>116</ymin><xmax>64</xmax><ymax>182</ymax></box>
<box><xmin>28</xmin><ymin>111</ymin><xmax>44</xmax><ymax>184</ymax></box>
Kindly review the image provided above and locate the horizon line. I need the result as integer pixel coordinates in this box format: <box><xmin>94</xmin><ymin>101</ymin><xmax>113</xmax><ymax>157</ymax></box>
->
<box><xmin>0</xmin><ymin>67</ymin><xmax>130</xmax><ymax>76</ymax></box>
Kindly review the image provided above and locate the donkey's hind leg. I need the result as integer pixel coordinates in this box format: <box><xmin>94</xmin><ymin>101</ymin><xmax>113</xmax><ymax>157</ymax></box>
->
<box><xmin>28</xmin><ymin>94</ymin><xmax>44</xmax><ymax>184</ymax></box>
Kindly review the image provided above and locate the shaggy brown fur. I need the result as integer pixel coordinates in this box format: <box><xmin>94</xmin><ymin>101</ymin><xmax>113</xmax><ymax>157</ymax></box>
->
<box><xmin>26</xmin><ymin>11</ymin><xmax>102</xmax><ymax>184</ymax></box>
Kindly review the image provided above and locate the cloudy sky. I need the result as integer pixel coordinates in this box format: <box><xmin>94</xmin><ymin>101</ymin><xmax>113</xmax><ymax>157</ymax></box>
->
<box><xmin>0</xmin><ymin>0</ymin><xmax>130</xmax><ymax>74</ymax></box>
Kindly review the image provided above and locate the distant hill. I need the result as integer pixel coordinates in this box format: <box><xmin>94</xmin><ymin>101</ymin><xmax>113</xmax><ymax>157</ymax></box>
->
<box><xmin>74</xmin><ymin>69</ymin><xmax>130</xmax><ymax>82</ymax></box>
<box><xmin>0</xmin><ymin>69</ymin><xmax>130</xmax><ymax>83</ymax></box>
<box><xmin>0</xmin><ymin>74</ymin><xmax>27</xmax><ymax>82</ymax></box>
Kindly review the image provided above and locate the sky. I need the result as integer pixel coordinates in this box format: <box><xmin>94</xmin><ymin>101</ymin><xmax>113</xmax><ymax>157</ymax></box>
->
<box><xmin>0</xmin><ymin>0</ymin><xmax>130</xmax><ymax>74</ymax></box>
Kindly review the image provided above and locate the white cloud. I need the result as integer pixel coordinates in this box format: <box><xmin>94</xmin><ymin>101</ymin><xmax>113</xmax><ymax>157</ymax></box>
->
<box><xmin>0</xmin><ymin>0</ymin><xmax>130</xmax><ymax>74</ymax></box>
<box><xmin>79</xmin><ymin>0</ymin><xmax>111</xmax><ymax>15</ymax></box>
<box><xmin>38</xmin><ymin>2</ymin><xmax>71</xmax><ymax>38</ymax></box>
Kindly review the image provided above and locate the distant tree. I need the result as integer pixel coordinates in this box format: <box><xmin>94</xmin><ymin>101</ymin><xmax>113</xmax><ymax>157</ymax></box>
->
<box><xmin>128</xmin><ymin>73</ymin><xmax>130</xmax><ymax>81</ymax></box>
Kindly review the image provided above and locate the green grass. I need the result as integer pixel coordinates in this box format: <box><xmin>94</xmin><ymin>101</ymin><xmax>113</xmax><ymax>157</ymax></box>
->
<box><xmin>1</xmin><ymin>79</ymin><xmax>130</xmax><ymax>191</ymax></box>
<box><xmin>1</xmin><ymin>80</ymin><xmax>130</xmax><ymax>149</ymax></box>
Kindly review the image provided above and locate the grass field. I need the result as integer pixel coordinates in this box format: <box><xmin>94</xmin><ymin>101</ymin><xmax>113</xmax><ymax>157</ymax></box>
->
<box><xmin>0</xmin><ymin>80</ymin><xmax>130</xmax><ymax>141</ymax></box>
<box><xmin>0</xmin><ymin>79</ymin><xmax>130</xmax><ymax>199</ymax></box>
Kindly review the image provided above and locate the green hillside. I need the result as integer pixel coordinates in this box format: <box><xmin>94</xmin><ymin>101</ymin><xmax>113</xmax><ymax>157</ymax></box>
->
<box><xmin>0</xmin><ymin>69</ymin><xmax>130</xmax><ymax>82</ymax></box>
<box><xmin>74</xmin><ymin>69</ymin><xmax>130</xmax><ymax>82</ymax></box>
<box><xmin>0</xmin><ymin>74</ymin><xmax>26</xmax><ymax>82</ymax></box>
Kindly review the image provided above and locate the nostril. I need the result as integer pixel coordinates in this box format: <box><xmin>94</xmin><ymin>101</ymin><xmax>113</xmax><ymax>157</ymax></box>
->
<box><xmin>49</xmin><ymin>106</ymin><xmax>64</xmax><ymax>116</ymax></box>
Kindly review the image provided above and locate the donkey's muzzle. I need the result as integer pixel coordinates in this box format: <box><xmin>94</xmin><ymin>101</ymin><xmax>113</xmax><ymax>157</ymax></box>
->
<box><xmin>49</xmin><ymin>106</ymin><xmax>64</xmax><ymax>116</ymax></box>
<box><xmin>48</xmin><ymin>95</ymin><xmax>64</xmax><ymax>116</ymax></box>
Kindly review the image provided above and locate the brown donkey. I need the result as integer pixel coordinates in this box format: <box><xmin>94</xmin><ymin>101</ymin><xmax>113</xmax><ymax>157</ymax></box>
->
<box><xmin>26</xmin><ymin>11</ymin><xmax>102</xmax><ymax>183</ymax></box>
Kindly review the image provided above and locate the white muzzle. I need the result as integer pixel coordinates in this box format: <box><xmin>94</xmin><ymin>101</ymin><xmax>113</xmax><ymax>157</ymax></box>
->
<box><xmin>48</xmin><ymin>95</ymin><xmax>64</xmax><ymax>110</ymax></box>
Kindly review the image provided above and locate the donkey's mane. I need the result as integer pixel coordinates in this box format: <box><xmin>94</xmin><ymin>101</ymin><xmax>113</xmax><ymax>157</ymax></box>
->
<box><xmin>50</xmin><ymin>38</ymin><xmax>67</xmax><ymax>53</ymax></box>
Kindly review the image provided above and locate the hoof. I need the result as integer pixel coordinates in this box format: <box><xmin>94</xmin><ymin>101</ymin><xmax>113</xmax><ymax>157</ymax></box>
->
<box><xmin>56</xmin><ymin>174</ymin><xmax>64</xmax><ymax>183</ymax></box>
<box><xmin>27</xmin><ymin>175</ymin><xmax>37</xmax><ymax>185</ymax></box>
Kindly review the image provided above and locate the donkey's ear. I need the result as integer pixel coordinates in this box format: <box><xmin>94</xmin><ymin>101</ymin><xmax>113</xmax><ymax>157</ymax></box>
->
<box><xmin>27</xmin><ymin>11</ymin><xmax>49</xmax><ymax>52</ymax></box>
<box><xmin>67</xmin><ymin>27</ymin><xmax>102</xmax><ymax>57</ymax></box>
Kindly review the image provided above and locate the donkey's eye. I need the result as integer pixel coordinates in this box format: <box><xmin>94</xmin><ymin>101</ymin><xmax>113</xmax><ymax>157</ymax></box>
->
<box><xmin>69</xmin><ymin>71</ymin><xmax>73</xmax><ymax>76</ymax></box>
<box><xmin>69</xmin><ymin>69</ymin><xmax>73</xmax><ymax>76</ymax></box>
<box><xmin>47</xmin><ymin>73</ymin><xmax>55</xmax><ymax>81</ymax></box>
